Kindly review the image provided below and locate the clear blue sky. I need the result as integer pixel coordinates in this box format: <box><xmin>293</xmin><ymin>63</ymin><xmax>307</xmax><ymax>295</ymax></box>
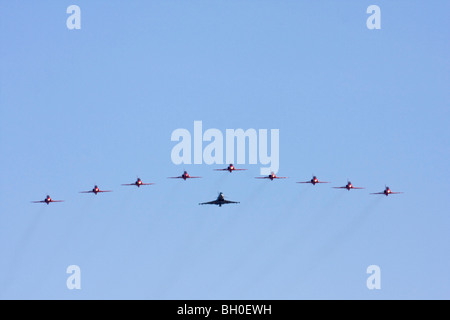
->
<box><xmin>0</xmin><ymin>1</ymin><xmax>449</xmax><ymax>299</ymax></box>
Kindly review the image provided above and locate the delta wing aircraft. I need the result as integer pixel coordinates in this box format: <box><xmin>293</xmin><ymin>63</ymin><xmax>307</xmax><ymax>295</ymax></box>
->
<box><xmin>199</xmin><ymin>192</ymin><xmax>240</xmax><ymax>207</ymax></box>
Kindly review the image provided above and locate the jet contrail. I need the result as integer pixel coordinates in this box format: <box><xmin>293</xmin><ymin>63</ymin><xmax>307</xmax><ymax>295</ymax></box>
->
<box><xmin>305</xmin><ymin>196</ymin><xmax>383</xmax><ymax>274</ymax></box>
<box><xmin>250</xmin><ymin>192</ymin><xmax>369</xmax><ymax>285</ymax></box>
<box><xmin>241</xmin><ymin>180</ymin><xmax>268</xmax><ymax>210</ymax></box>
<box><xmin>0</xmin><ymin>207</ymin><xmax>45</xmax><ymax>296</ymax></box>
<box><xmin>213</xmin><ymin>172</ymin><xmax>229</xmax><ymax>191</ymax></box>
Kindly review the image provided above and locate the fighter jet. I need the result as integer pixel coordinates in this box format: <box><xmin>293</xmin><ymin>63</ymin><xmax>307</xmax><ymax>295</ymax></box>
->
<box><xmin>79</xmin><ymin>185</ymin><xmax>112</xmax><ymax>195</ymax></box>
<box><xmin>370</xmin><ymin>186</ymin><xmax>403</xmax><ymax>196</ymax></box>
<box><xmin>31</xmin><ymin>195</ymin><xmax>64</xmax><ymax>205</ymax></box>
<box><xmin>333</xmin><ymin>181</ymin><xmax>364</xmax><ymax>191</ymax></box>
<box><xmin>121</xmin><ymin>177</ymin><xmax>154</xmax><ymax>188</ymax></box>
<box><xmin>214</xmin><ymin>164</ymin><xmax>247</xmax><ymax>173</ymax></box>
<box><xmin>297</xmin><ymin>175</ymin><xmax>330</xmax><ymax>186</ymax></box>
<box><xmin>168</xmin><ymin>171</ymin><xmax>201</xmax><ymax>181</ymax></box>
<box><xmin>255</xmin><ymin>172</ymin><xmax>288</xmax><ymax>181</ymax></box>
<box><xmin>199</xmin><ymin>192</ymin><xmax>240</xmax><ymax>207</ymax></box>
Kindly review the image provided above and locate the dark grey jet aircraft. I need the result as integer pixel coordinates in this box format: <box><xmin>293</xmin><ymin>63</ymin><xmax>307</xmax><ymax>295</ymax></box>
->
<box><xmin>199</xmin><ymin>192</ymin><xmax>240</xmax><ymax>207</ymax></box>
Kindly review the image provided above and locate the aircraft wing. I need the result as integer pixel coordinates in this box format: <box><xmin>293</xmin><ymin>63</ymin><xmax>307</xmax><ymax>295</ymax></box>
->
<box><xmin>141</xmin><ymin>183</ymin><xmax>155</xmax><ymax>185</ymax></box>
<box><xmin>199</xmin><ymin>199</ymin><xmax>239</xmax><ymax>205</ymax></box>
<box><xmin>121</xmin><ymin>183</ymin><xmax>136</xmax><ymax>186</ymax></box>
<box><xmin>168</xmin><ymin>176</ymin><xmax>182</xmax><ymax>179</ymax></box>
<box><xmin>390</xmin><ymin>192</ymin><xmax>403</xmax><ymax>194</ymax></box>
<box><xmin>333</xmin><ymin>187</ymin><xmax>347</xmax><ymax>189</ymax></box>
<box><xmin>79</xmin><ymin>191</ymin><xmax>94</xmax><ymax>193</ymax></box>
<box><xmin>213</xmin><ymin>169</ymin><xmax>228</xmax><ymax>171</ymax></box>
<box><xmin>98</xmin><ymin>190</ymin><xmax>112</xmax><ymax>193</ymax></box>
<box><xmin>187</xmin><ymin>176</ymin><xmax>201</xmax><ymax>179</ymax></box>
<box><xmin>233</xmin><ymin>169</ymin><xmax>247</xmax><ymax>171</ymax></box>
<box><xmin>255</xmin><ymin>177</ymin><xmax>269</xmax><ymax>179</ymax></box>
<box><xmin>31</xmin><ymin>201</ymin><xmax>45</xmax><ymax>203</ymax></box>
<box><xmin>199</xmin><ymin>200</ymin><xmax>220</xmax><ymax>205</ymax></box>
<box><xmin>352</xmin><ymin>187</ymin><xmax>365</xmax><ymax>189</ymax></box>
<box><xmin>317</xmin><ymin>181</ymin><xmax>330</xmax><ymax>183</ymax></box>
<box><xmin>50</xmin><ymin>200</ymin><xmax>64</xmax><ymax>202</ymax></box>
<box><xmin>222</xmin><ymin>199</ymin><xmax>240</xmax><ymax>204</ymax></box>
<box><xmin>297</xmin><ymin>181</ymin><xmax>311</xmax><ymax>184</ymax></box>
<box><xmin>275</xmin><ymin>177</ymin><xmax>288</xmax><ymax>179</ymax></box>
<box><xmin>370</xmin><ymin>192</ymin><xmax>385</xmax><ymax>195</ymax></box>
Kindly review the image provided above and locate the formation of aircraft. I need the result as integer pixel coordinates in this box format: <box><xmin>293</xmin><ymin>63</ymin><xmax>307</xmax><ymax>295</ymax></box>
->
<box><xmin>32</xmin><ymin>165</ymin><xmax>403</xmax><ymax>205</ymax></box>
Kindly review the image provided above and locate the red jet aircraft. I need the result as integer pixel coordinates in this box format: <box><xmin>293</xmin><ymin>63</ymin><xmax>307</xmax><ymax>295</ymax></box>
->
<box><xmin>31</xmin><ymin>195</ymin><xmax>64</xmax><ymax>205</ymax></box>
<box><xmin>122</xmin><ymin>177</ymin><xmax>154</xmax><ymax>188</ymax></box>
<box><xmin>168</xmin><ymin>171</ymin><xmax>201</xmax><ymax>181</ymax></box>
<box><xmin>214</xmin><ymin>164</ymin><xmax>247</xmax><ymax>173</ymax></box>
<box><xmin>297</xmin><ymin>176</ymin><xmax>330</xmax><ymax>186</ymax></box>
<box><xmin>371</xmin><ymin>186</ymin><xmax>403</xmax><ymax>196</ymax></box>
<box><xmin>255</xmin><ymin>172</ymin><xmax>288</xmax><ymax>181</ymax></box>
<box><xmin>79</xmin><ymin>185</ymin><xmax>112</xmax><ymax>195</ymax></box>
<box><xmin>333</xmin><ymin>181</ymin><xmax>364</xmax><ymax>191</ymax></box>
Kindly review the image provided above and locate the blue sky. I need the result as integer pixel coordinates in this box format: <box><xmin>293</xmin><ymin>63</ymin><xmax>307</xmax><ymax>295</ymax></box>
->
<box><xmin>0</xmin><ymin>1</ymin><xmax>449</xmax><ymax>299</ymax></box>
